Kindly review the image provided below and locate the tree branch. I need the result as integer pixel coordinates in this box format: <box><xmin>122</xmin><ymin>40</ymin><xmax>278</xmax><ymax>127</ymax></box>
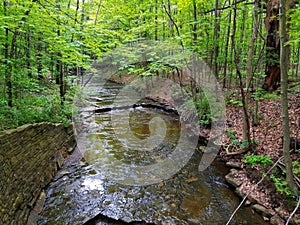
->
<box><xmin>162</xmin><ymin>3</ymin><xmax>184</xmax><ymax>48</ymax></box>
<box><xmin>226</xmin><ymin>156</ymin><xmax>284</xmax><ymax>225</ymax></box>
<box><xmin>203</xmin><ymin>0</ymin><xmax>254</xmax><ymax>14</ymax></box>
<box><xmin>285</xmin><ymin>196</ymin><xmax>300</xmax><ymax>225</ymax></box>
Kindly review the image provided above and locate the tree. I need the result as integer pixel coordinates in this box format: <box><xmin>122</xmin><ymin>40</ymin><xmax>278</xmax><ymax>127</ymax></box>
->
<box><xmin>263</xmin><ymin>0</ymin><xmax>295</xmax><ymax>90</ymax></box>
<box><xmin>231</xmin><ymin>0</ymin><xmax>251</xmax><ymax>149</ymax></box>
<box><xmin>279</xmin><ymin>0</ymin><xmax>298</xmax><ymax>195</ymax></box>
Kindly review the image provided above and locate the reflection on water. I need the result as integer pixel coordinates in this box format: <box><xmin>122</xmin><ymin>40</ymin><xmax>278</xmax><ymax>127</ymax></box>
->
<box><xmin>82</xmin><ymin>178</ymin><xmax>104</xmax><ymax>191</ymax></box>
<box><xmin>38</xmin><ymin>81</ymin><xmax>269</xmax><ymax>225</ymax></box>
<box><xmin>84</xmin><ymin>107</ymin><xmax>180</xmax><ymax>167</ymax></box>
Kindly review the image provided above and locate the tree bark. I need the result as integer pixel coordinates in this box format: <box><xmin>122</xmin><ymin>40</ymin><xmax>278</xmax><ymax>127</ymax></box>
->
<box><xmin>3</xmin><ymin>0</ymin><xmax>10</xmax><ymax>106</ymax></box>
<box><xmin>56</xmin><ymin>0</ymin><xmax>65</xmax><ymax>104</ymax></box>
<box><xmin>192</xmin><ymin>0</ymin><xmax>197</xmax><ymax>48</ymax></box>
<box><xmin>162</xmin><ymin>2</ymin><xmax>183</xmax><ymax>47</ymax></box>
<box><xmin>213</xmin><ymin>0</ymin><xmax>220</xmax><ymax>79</ymax></box>
<box><xmin>263</xmin><ymin>0</ymin><xmax>295</xmax><ymax>90</ymax></box>
<box><xmin>94</xmin><ymin>0</ymin><xmax>102</xmax><ymax>26</ymax></box>
<box><xmin>232</xmin><ymin>1</ymin><xmax>251</xmax><ymax>147</ymax></box>
<box><xmin>279</xmin><ymin>0</ymin><xmax>298</xmax><ymax>195</ymax></box>
<box><xmin>245</xmin><ymin>0</ymin><xmax>259</xmax><ymax>92</ymax></box>
<box><xmin>263</xmin><ymin>0</ymin><xmax>280</xmax><ymax>90</ymax></box>
<box><xmin>223</xmin><ymin>1</ymin><xmax>232</xmax><ymax>88</ymax></box>
<box><xmin>26</xmin><ymin>30</ymin><xmax>32</xmax><ymax>78</ymax></box>
<box><xmin>154</xmin><ymin>0</ymin><xmax>158</xmax><ymax>40</ymax></box>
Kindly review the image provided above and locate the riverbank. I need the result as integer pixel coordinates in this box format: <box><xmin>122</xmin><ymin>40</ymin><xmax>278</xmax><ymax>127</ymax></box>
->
<box><xmin>108</xmin><ymin>74</ymin><xmax>300</xmax><ymax>225</ymax></box>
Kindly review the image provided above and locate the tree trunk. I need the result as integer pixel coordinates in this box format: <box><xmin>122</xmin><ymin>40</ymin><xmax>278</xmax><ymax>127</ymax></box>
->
<box><xmin>167</xmin><ymin>0</ymin><xmax>174</xmax><ymax>38</ymax></box>
<box><xmin>3</xmin><ymin>0</ymin><xmax>10</xmax><ymax>106</ymax></box>
<box><xmin>245</xmin><ymin>0</ymin><xmax>259</xmax><ymax>92</ymax></box>
<box><xmin>279</xmin><ymin>0</ymin><xmax>298</xmax><ymax>195</ymax></box>
<box><xmin>163</xmin><ymin>3</ymin><xmax>183</xmax><ymax>48</ymax></box>
<box><xmin>232</xmin><ymin>0</ymin><xmax>251</xmax><ymax>147</ymax></box>
<box><xmin>154</xmin><ymin>0</ymin><xmax>158</xmax><ymax>41</ymax></box>
<box><xmin>56</xmin><ymin>0</ymin><xmax>65</xmax><ymax>104</ymax></box>
<box><xmin>36</xmin><ymin>38</ymin><xmax>43</xmax><ymax>80</ymax></box>
<box><xmin>263</xmin><ymin>0</ymin><xmax>280</xmax><ymax>90</ymax></box>
<box><xmin>263</xmin><ymin>0</ymin><xmax>295</xmax><ymax>90</ymax></box>
<box><xmin>94</xmin><ymin>0</ymin><xmax>102</xmax><ymax>26</ymax></box>
<box><xmin>192</xmin><ymin>0</ymin><xmax>197</xmax><ymax>48</ymax></box>
<box><xmin>26</xmin><ymin>30</ymin><xmax>32</xmax><ymax>78</ymax></box>
<box><xmin>223</xmin><ymin>2</ymin><xmax>232</xmax><ymax>88</ymax></box>
<box><xmin>213</xmin><ymin>0</ymin><xmax>220</xmax><ymax>79</ymax></box>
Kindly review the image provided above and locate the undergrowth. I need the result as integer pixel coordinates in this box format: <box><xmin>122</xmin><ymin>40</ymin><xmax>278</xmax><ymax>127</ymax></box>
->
<box><xmin>0</xmin><ymin>85</ymin><xmax>76</xmax><ymax>132</ymax></box>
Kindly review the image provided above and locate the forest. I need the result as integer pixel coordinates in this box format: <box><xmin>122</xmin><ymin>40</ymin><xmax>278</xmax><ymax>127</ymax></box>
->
<box><xmin>0</xmin><ymin>0</ymin><xmax>300</xmax><ymax>223</ymax></box>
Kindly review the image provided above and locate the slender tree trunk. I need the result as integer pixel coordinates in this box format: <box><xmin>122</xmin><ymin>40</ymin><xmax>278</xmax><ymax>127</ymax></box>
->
<box><xmin>3</xmin><ymin>0</ymin><xmax>9</xmax><ymax>105</ymax></box>
<box><xmin>246</xmin><ymin>0</ymin><xmax>259</xmax><ymax>92</ymax></box>
<box><xmin>247</xmin><ymin>0</ymin><xmax>260</xmax><ymax>126</ymax></box>
<box><xmin>192</xmin><ymin>0</ymin><xmax>197</xmax><ymax>49</ymax></box>
<box><xmin>167</xmin><ymin>0</ymin><xmax>174</xmax><ymax>37</ymax></box>
<box><xmin>26</xmin><ymin>30</ymin><xmax>32</xmax><ymax>78</ymax></box>
<box><xmin>213</xmin><ymin>0</ymin><xmax>220</xmax><ymax>79</ymax></box>
<box><xmin>232</xmin><ymin>0</ymin><xmax>251</xmax><ymax>147</ymax></box>
<box><xmin>7</xmin><ymin>32</ymin><xmax>18</xmax><ymax>107</ymax></box>
<box><xmin>223</xmin><ymin>1</ymin><xmax>232</xmax><ymax>88</ymax></box>
<box><xmin>94</xmin><ymin>0</ymin><xmax>102</xmax><ymax>26</ymax></box>
<box><xmin>296</xmin><ymin>43</ymin><xmax>300</xmax><ymax>78</ymax></box>
<box><xmin>56</xmin><ymin>0</ymin><xmax>65</xmax><ymax>104</ymax></box>
<box><xmin>36</xmin><ymin>37</ymin><xmax>43</xmax><ymax>80</ymax></box>
<box><xmin>163</xmin><ymin>2</ymin><xmax>183</xmax><ymax>47</ymax></box>
<box><xmin>238</xmin><ymin>4</ymin><xmax>246</xmax><ymax>67</ymax></box>
<box><xmin>279</xmin><ymin>0</ymin><xmax>298</xmax><ymax>195</ymax></box>
<box><xmin>229</xmin><ymin>31</ymin><xmax>234</xmax><ymax>88</ymax></box>
<box><xmin>154</xmin><ymin>0</ymin><xmax>158</xmax><ymax>40</ymax></box>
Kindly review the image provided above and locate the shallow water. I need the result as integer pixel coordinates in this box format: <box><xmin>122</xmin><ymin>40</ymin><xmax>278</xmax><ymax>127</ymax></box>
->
<box><xmin>38</xmin><ymin>81</ymin><xmax>269</xmax><ymax>225</ymax></box>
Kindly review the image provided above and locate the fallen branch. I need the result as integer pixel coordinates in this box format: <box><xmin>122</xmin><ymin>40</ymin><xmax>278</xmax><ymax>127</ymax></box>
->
<box><xmin>285</xmin><ymin>196</ymin><xmax>300</xmax><ymax>225</ymax></box>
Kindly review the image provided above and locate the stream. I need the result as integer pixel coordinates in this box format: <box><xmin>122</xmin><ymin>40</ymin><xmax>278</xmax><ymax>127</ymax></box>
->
<box><xmin>38</xmin><ymin>80</ymin><xmax>268</xmax><ymax>225</ymax></box>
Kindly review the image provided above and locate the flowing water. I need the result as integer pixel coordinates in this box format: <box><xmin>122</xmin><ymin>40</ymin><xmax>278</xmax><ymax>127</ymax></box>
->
<box><xmin>38</xmin><ymin>81</ymin><xmax>269</xmax><ymax>225</ymax></box>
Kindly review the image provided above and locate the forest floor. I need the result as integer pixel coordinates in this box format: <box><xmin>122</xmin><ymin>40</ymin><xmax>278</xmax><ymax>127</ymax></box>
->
<box><xmin>109</xmin><ymin>73</ymin><xmax>300</xmax><ymax>223</ymax></box>
<box><xmin>220</xmin><ymin>89</ymin><xmax>300</xmax><ymax>223</ymax></box>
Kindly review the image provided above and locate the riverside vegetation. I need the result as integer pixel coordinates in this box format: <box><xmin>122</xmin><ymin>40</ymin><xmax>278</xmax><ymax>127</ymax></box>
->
<box><xmin>0</xmin><ymin>0</ymin><xmax>299</xmax><ymax>224</ymax></box>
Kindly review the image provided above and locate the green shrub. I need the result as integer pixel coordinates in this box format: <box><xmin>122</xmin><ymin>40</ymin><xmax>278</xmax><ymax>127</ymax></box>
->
<box><xmin>245</xmin><ymin>154</ymin><xmax>274</xmax><ymax>167</ymax></box>
<box><xmin>270</xmin><ymin>174</ymin><xmax>293</xmax><ymax>197</ymax></box>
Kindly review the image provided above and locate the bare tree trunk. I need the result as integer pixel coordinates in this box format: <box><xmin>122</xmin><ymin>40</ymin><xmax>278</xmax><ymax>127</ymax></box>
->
<box><xmin>238</xmin><ymin>4</ymin><xmax>246</xmax><ymax>66</ymax></box>
<box><xmin>163</xmin><ymin>2</ymin><xmax>183</xmax><ymax>47</ymax></box>
<box><xmin>262</xmin><ymin>0</ymin><xmax>280</xmax><ymax>90</ymax></box>
<box><xmin>154</xmin><ymin>0</ymin><xmax>158</xmax><ymax>41</ymax></box>
<box><xmin>296</xmin><ymin>43</ymin><xmax>300</xmax><ymax>78</ymax></box>
<box><xmin>262</xmin><ymin>0</ymin><xmax>294</xmax><ymax>90</ymax></box>
<box><xmin>26</xmin><ymin>30</ymin><xmax>32</xmax><ymax>78</ymax></box>
<box><xmin>3</xmin><ymin>0</ymin><xmax>10</xmax><ymax>105</ymax></box>
<box><xmin>167</xmin><ymin>0</ymin><xmax>174</xmax><ymax>37</ymax></box>
<box><xmin>279</xmin><ymin>0</ymin><xmax>298</xmax><ymax>195</ymax></box>
<box><xmin>232</xmin><ymin>0</ymin><xmax>251</xmax><ymax>147</ymax></box>
<box><xmin>192</xmin><ymin>0</ymin><xmax>197</xmax><ymax>49</ymax></box>
<box><xmin>36</xmin><ymin>37</ymin><xmax>43</xmax><ymax>80</ymax></box>
<box><xmin>213</xmin><ymin>0</ymin><xmax>220</xmax><ymax>79</ymax></box>
<box><xmin>94</xmin><ymin>0</ymin><xmax>102</xmax><ymax>26</ymax></box>
<box><xmin>7</xmin><ymin>33</ymin><xmax>16</xmax><ymax>108</ymax></box>
<box><xmin>246</xmin><ymin>0</ymin><xmax>259</xmax><ymax>92</ymax></box>
<box><xmin>223</xmin><ymin>1</ymin><xmax>232</xmax><ymax>88</ymax></box>
<box><xmin>56</xmin><ymin>0</ymin><xmax>65</xmax><ymax>104</ymax></box>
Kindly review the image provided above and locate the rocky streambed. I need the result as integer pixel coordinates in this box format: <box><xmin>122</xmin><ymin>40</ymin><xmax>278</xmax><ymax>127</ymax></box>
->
<box><xmin>37</xmin><ymin>80</ymin><xmax>269</xmax><ymax>225</ymax></box>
